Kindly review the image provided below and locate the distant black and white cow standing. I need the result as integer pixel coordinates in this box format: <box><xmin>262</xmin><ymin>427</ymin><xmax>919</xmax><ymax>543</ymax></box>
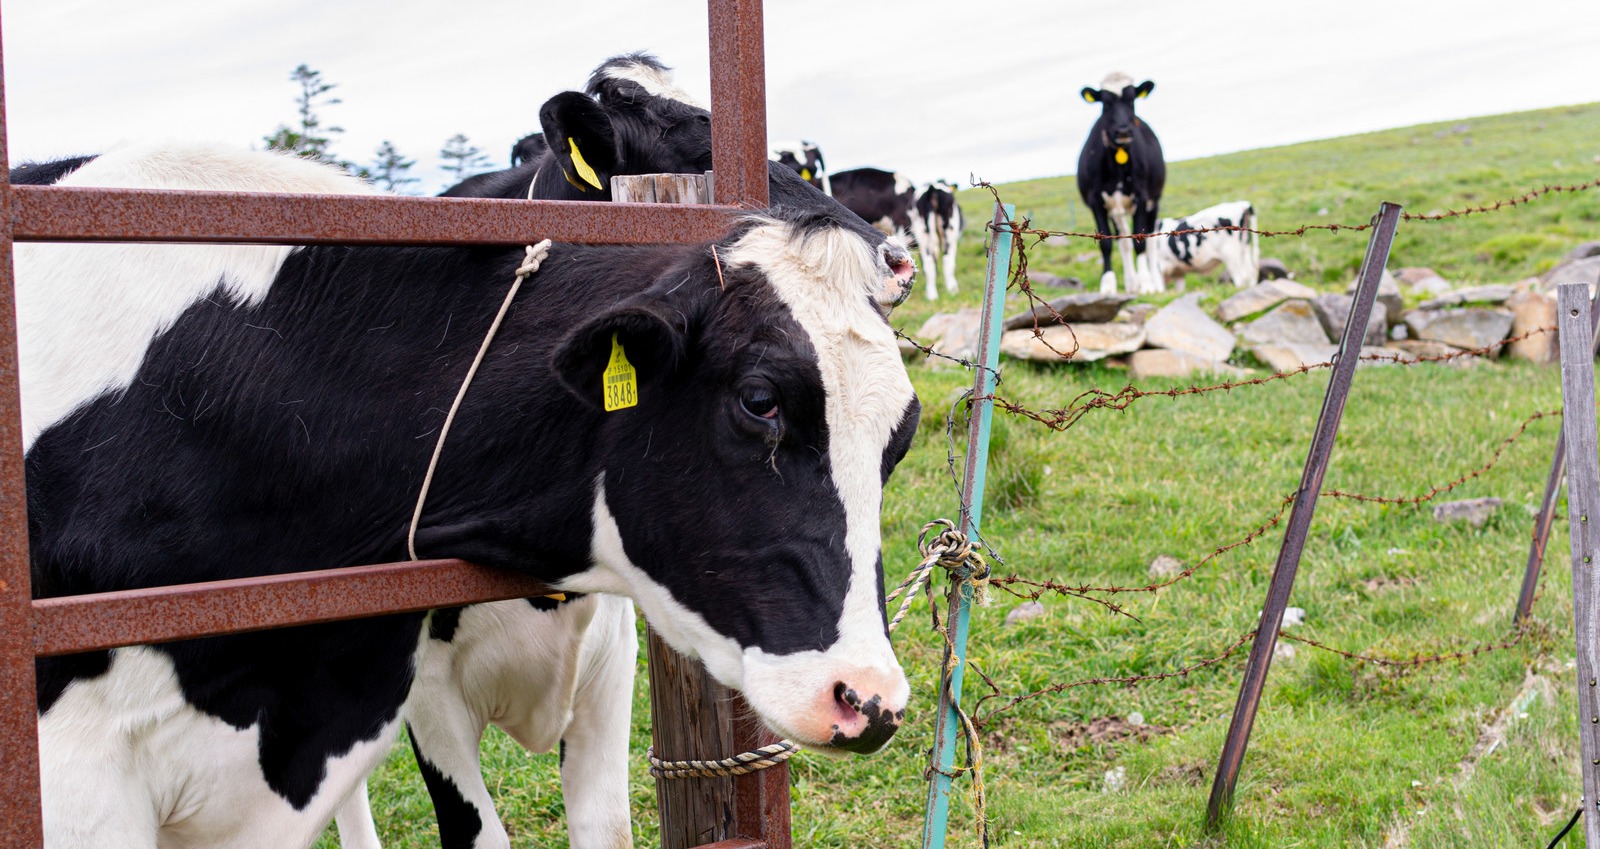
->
<box><xmin>910</xmin><ymin>181</ymin><xmax>964</xmax><ymax>300</ymax></box>
<box><xmin>1151</xmin><ymin>200</ymin><xmax>1261</xmax><ymax>289</ymax></box>
<box><xmin>19</xmin><ymin>133</ymin><xmax>919</xmax><ymax>849</ymax></box>
<box><xmin>1076</xmin><ymin>72</ymin><xmax>1166</xmax><ymax>294</ymax></box>
<box><xmin>770</xmin><ymin>140</ymin><xmax>829</xmax><ymax>194</ymax></box>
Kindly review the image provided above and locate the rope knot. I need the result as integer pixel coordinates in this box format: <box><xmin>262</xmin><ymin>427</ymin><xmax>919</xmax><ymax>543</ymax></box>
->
<box><xmin>516</xmin><ymin>239</ymin><xmax>553</xmax><ymax>279</ymax></box>
<box><xmin>917</xmin><ymin>519</ymin><xmax>991</xmax><ymax>605</ymax></box>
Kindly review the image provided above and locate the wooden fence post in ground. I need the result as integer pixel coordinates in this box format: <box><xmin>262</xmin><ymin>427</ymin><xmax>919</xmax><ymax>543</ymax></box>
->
<box><xmin>1516</xmin><ymin>276</ymin><xmax>1600</xmax><ymax>626</ymax></box>
<box><xmin>614</xmin><ymin>172</ymin><xmax>791</xmax><ymax>849</ymax></box>
<box><xmin>1557</xmin><ymin>282</ymin><xmax>1600</xmax><ymax>846</ymax></box>
<box><xmin>1205</xmin><ymin>202</ymin><xmax>1403</xmax><ymax>830</ymax></box>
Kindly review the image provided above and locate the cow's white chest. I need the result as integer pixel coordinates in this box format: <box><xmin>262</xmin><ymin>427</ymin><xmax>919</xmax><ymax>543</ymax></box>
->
<box><xmin>40</xmin><ymin>646</ymin><xmax>402</xmax><ymax>849</ymax></box>
<box><xmin>1101</xmin><ymin>191</ymin><xmax>1135</xmax><ymax>222</ymax></box>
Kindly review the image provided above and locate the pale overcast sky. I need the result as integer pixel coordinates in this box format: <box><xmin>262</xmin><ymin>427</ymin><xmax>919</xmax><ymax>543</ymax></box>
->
<box><xmin>4</xmin><ymin>0</ymin><xmax>1597</xmax><ymax>194</ymax></box>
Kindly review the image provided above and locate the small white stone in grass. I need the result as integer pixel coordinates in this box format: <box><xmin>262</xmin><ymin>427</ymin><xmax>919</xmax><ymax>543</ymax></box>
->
<box><xmin>1003</xmin><ymin>601</ymin><xmax>1046</xmax><ymax>628</ymax></box>
<box><xmin>1281</xmin><ymin>607</ymin><xmax>1306</xmax><ymax>628</ymax></box>
<box><xmin>1411</xmin><ymin>780</ymin><xmax>1423</xmax><ymax>787</ymax></box>
<box><xmin>1043</xmin><ymin>465</ymin><xmax>1052</xmax><ymax>476</ymax></box>
<box><xmin>1274</xmin><ymin>642</ymin><xmax>1297</xmax><ymax>660</ymax></box>
<box><xmin>1518</xmin><ymin>712</ymin><xmax>1530</xmax><ymax>720</ymax></box>
<box><xmin>1387</xmin><ymin>547</ymin><xmax>1409</xmax><ymax>556</ymax></box>
<box><xmin>1127</xmin><ymin>711</ymin><xmax>1144</xmax><ymax>727</ymax></box>
<box><xmin>1103</xmin><ymin>765</ymin><xmax>1127</xmax><ymax>793</ymax></box>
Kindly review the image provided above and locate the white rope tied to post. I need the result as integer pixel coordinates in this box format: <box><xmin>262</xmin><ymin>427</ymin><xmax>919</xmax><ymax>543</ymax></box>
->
<box><xmin>652</xmin><ymin>519</ymin><xmax>987</xmax><ymax>780</ymax></box>
<box><xmin>408</xmin><ymin>238</ymin><xmax>553</xmax><ymax>561</ymax></box>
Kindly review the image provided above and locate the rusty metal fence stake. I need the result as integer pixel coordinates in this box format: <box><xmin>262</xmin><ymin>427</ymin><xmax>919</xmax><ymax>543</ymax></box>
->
<box><xmin>1516</xmin><ymin>275</ymin><xmax>1600</xmax><ymax>626</ymax></box>
<box><xmin>1205</xmin><ymin>202</ymin><xmax>1402</xmax><ymax>830</ymax></box>
<box><xmin>0</xmin><ymin>21</ymin><xmax>45</xmax><ymax>846</ymax></box>
<box><xmin>1557</xmin><ymin>283</ymin><xmax>1600</xmax><ymax>847</ymax></box>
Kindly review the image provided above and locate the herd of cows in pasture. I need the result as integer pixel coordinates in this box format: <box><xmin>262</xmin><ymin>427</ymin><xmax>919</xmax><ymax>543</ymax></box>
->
<box><xmin>11</xmin><ymin>53</ymin><xmax>1267</xmax><ymax>849</ymax></box>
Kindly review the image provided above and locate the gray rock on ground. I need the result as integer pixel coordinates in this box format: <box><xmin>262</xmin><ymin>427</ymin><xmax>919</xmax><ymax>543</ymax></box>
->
<box><xmin>1002</xmin><ymin>292</ymin><xmax>1134</xmax><ymax>330</ymax></box>
<box><xmin>1148</xmin><ymin>555</ymin><xmax>1184</xmax><ymax>579</ymax></box>
<box><xmin>1240</xmin><ymin>300</ymin><xmax>1331</xmax><ymax>347</ymax></box>
<box><xmin>1216</xmin><ymin>279</ymin><xmax>1319</xmax><ymax>323</ymax></box>
<box><xmin>1418</xmin><ymin>284</ymin><xmax>1514</xmax><ymax>310</ymax></box>
<box><xmin>1404</xmin><ymin>307</ymin><xmax>1514</xmax><ymax>352</ymax></box>
<box><xmin>1345</xmin><ymin>268</ymin><xmax>1403</xmax><ymax>326</ymax></box>
<box><xmin>1506</xmin><ymin>288</ymin><xmax>1558</xmax><ymax>364</ymax></box>
<box><xmin>1004</xmin><ymin>601</ymin><xmax>1047</xmax><ymax>627</ymax></box>
<box><xmin>1000</xmin><ymin>323</ymin><xmax>1145</xmax><ymax>362</ymax></box>
<box><xmin>1432</xmin><ymin>497</ymin><xmax>1502</xmax><ymax>528</ymax></box>
<box><xmin>1250</xmin><ymin>342</ymin><xmax>1338</xmax><ymax>371</ymax></box>
<box><xmin>913</xmin><ymin>309</ymin><xmax>982</xmax><ymax>366</ymax></box>
<box><xmin>1129</xmin><ymin>349</ymin><xmax>1251</xmax><ymax>380</ymax></box>
<box><xmin>1311</xmin><ymin>293</ymin><xmax>1387</xmax><ymax>347</ymax></box>
<box><xmin>1543</xmin><ymin>255</ymin><xmax>1600</xmax><ymax>292</ymax></box>
<box><xmin>1144</xmin><ymin>293</ymin><xmax>1236</xmax><ymax>363</ymax></box>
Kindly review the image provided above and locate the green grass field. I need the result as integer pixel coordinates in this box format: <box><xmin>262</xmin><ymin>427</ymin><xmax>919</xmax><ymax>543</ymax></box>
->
<box><xmin>341</xmin><ymin>102</ymin><xmax>1600</xmax><ymax>848</ymax></box>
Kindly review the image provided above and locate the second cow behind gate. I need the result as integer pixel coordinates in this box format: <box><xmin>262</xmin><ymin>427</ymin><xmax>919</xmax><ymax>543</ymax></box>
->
<box><xmin>1076</xmin><ymin>72</ymin><xmax>1166</xmax><ymax>295</ymax></box>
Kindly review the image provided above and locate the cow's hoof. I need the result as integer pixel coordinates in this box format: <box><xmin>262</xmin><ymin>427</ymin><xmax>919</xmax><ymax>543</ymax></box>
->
<box><xmin>1099</xmin><ymin>271</ymin><xmax>1118</xmax><ymax>293</ymax></box>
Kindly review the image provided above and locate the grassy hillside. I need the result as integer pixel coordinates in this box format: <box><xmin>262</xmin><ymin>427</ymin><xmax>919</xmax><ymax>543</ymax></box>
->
<box><xmin>341</xmin><ymin>104</ymin><xmax>1600</xmax><ymax>849</ymax></box>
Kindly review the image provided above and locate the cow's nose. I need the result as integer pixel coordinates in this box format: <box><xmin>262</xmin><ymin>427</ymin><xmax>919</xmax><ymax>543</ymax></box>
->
<box><xmin>879</xmin><ymin>242</ymin><xmax>915</xmax><ymax>307</ymax></box>
<box><xmin>826</xmin><ymin>676</ymin><xmax>906</xmax><ymax>754</ymax></box>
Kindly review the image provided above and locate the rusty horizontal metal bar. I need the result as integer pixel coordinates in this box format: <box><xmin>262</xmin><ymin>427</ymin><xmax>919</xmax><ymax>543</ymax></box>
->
<box><xmin>12</xmin><ymin>185</ymin><xmax>742</xmax><ymax>246</ymax></box>
<box><xmin>31</xmin><ymin>558</ymin><xmax>553</xmax><ymax>657</ymax></box>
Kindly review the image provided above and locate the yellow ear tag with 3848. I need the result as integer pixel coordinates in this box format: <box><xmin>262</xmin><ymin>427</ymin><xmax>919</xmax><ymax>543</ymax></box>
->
<box><xmin>602</xmin><ymin>333</ymin><xmax>638</xmax><ymax>412</ymax></box>
<box><xmin>569</xmin><ymin>138</ymin><xmax>604</xmax><ymax>190</ymax></box>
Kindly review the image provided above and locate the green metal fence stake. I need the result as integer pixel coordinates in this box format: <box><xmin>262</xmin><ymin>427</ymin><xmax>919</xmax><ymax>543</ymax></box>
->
<box><xmin>922</xmin><ymin>200</ymin><xmax>1014</xmax><ymax>849</ymax></box>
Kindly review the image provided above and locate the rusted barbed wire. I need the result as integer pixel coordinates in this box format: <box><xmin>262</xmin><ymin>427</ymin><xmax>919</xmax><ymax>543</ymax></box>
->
<box><xmin>983</xmin><ymin>325</ymin><xmax>1556</xmax><ymax>433</ymax></box>
<box><xmin>1324</xmin><ymin>407</ymin><xmax>1562</xmax><ymax>505</ymax></box>
<box><xmin>975</xmin><ymin>177</ymin><xmax>1600</xmax><ymax>243</ymax></box>
<box><xmin>1278</xmin><ymin>621</ymin><xmax>1542</xmax><ymax>669</ymax></box>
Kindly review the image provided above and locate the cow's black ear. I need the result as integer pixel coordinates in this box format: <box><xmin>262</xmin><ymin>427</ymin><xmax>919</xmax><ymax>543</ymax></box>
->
<box><xmin>1081</xmin><ymin>87</ymin><xmax>1099</xmax><ymax>104</ymax></box>
<box><xmin>539</xmin><ymin>91</ymin><xmax>620</xmax><ymax>195</ymax></box>
<box><xmin>1136</xmin><ymin>80</ymin><xmax>1155</xmax><ymax>99</ymax></box>
<box><xmin>551</xmin><ymin>305</ymin><xmax>687</xmax><ymax>410</ymax></box>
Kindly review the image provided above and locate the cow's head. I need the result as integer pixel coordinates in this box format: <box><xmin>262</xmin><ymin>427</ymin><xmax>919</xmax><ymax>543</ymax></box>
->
<box><xmin>1082</xmin><ymin>73</ymin><xmax>1155</xmax><ymax>150</ymax></box>
<box><xmin>552</xmin><ymin>209</ymin><xmax>919</xmax><ymax>755</ymax></box>
<box><xmin>769</xmin><ymin>141</ymin><xmax>828</xmax><ymax>193</ymax></box>
<box><xmin>534</xmin><ymin>55</ymin><xmax>913</xmax><ymax>305</ymax></box>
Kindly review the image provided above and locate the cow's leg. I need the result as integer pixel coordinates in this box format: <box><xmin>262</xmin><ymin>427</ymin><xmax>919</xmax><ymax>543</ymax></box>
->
<box><xmin>1112</xmin><ymin>211</ymin><xmax>1139</xmax><ymax>294</ymax></box>
<box><xmin>334</xmin><ymin>779</ymin><xmax>384</xmax><ymax>849</ymax></box>
<box><xmin>1090</xmin><ymin>204</ymin><xmax>1117</xmax><ymax>292</ymax></box>
<box><xmin>1131</xmin><ymin>202</ymin><xmax>1162</xmax><ymax>294</ymax></box>
<box><xmin>407</xmin><ymin>697</ymin><xmax>504</xmax><ymax>849</ymax></box>
<box><xmin>561</xmin><ymin>595</ymin><xmax>639</xmax><ymax>849</ymax></box>
<box><xmin>941</xmin><ymin>214</ymin><xmax>961</xmax><ymax>295</ymax></box>
<box><xmin>908</xmin><ymin>207</ymin><xmax>937</xmax><ymax>300</ymax></box>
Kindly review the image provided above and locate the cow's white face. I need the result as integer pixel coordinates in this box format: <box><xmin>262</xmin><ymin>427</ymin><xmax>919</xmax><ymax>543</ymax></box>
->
<box><xmin>557</xmin><ymin>215</ymin><xmax>919</xmax><ymax>754</ymax></box>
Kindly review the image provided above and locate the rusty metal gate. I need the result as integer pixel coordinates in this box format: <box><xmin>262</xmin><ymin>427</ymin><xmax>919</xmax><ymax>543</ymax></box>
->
<box><xmin>0</xmin><ymin>0</ymin><xmax>787</xmax><ymax>846</ymax></box>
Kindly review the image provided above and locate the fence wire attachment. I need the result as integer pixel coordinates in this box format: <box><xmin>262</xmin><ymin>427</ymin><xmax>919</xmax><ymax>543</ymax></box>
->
<box><xmin>646</xmin><ymin>740</ymin><xmax>800</xmax><ymax>780</ymax></box>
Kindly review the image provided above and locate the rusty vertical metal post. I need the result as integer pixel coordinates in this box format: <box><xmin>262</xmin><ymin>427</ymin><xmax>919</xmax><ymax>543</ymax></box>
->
<box><xmin>0</xmin><ymin>11</ymin><xmax>45</xmax><ymax>846</ymax></box>
<box><xmin>707</xmin><ymin>0</ymin><xmax>767</xmax><ymax>209</ymax></box>
<box><xmin>1516</xmin><ymin>276</ymin><xmax>1600</xmax><ymax>626</ymax></box>
<box><xmin>1557</xmin><ymin>283</ymin><xmax>1600</xmax><ymax>847</ymax></box>
<box><xmin>1205</xmin><ymin>202</ymin><xmax>1402</xmax><ymax>830</ymax></box>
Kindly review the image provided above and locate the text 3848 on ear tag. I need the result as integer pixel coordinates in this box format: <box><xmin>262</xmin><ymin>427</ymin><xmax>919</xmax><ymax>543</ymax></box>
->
<box><xmin>602</xmin><ymin>333</ymin><xmax>638</xmax><ymax>412</ymax></box>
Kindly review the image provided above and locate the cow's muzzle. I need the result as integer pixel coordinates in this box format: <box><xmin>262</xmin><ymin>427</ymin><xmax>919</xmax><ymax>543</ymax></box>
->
<box><xmin>826</xmin><ymin>682</ymin><xmax>905</xmax><ymax>754</ymax></box>
<box><xmin>877</xmin><ymin>241</ymin><xmax>916</xmax><ymax>308</ymax></box>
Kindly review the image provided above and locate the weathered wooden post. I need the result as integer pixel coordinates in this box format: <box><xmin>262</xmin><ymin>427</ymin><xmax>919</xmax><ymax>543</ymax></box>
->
<box><xmin>1557</xmin><ymin>282</ymin><xmax>1600</xmax><ymax>846</ymax></box>
<box><xmin>1515</xmin><ymin>276</ymin><xmax>1600</xmax><ymax>626</ymax></box>
<box><xmin>614</xmin><ymin>171</ymin><xmax>791</xmax><ymax>849</ymax></box>
<box><xmin>1205</xmin><ymin>202</ymin><xmax>1402</xmax><ymax>829</ymax></box>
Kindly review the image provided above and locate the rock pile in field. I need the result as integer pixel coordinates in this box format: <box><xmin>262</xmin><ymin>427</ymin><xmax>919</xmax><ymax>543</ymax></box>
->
<box><xmin>900</xmin><ymin>243</ymin><xmax>1589</xmax><ymax>377</ymax></box>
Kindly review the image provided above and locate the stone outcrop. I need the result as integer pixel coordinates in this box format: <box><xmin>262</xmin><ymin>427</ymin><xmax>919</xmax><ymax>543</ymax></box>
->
<box><xmin>1144</xmin><ymin>293</ymin><xmax>1235</xmax><ymax>362</ymax></box>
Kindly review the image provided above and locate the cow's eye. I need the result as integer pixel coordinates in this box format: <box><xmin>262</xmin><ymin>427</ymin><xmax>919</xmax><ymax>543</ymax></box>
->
<box><xmin>738</xmin><ymin>384</ymin><xmax>779</xmax><ymax>421</ymax></box>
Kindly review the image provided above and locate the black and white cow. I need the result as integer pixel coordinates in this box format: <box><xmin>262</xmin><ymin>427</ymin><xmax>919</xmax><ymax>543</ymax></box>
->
<box><xmin>20</xmin><ymin>138</ymin><xmax>920</xmax><ymax>849</ymax></box>
<box><xmin>381</xmin><ymin>54</ymin><xmax>915</xmax><ymax>849</ymax></box>
<box><xmin>510</xmin><ymin>132</ymin><xmax>549</xmax><ymax>167</ymax></box>
<box><xmin>829</xmin><ymin>167</ymin><xmax>915</xmax><ymax>240</ymax></box>
<box><xmin>910</xmin><ymin>181</ymin><xmax>963</xmax><ymax>300</ymax></box>
<box><xmin>769</xmin><ymin>140</ymin><xmax>829</xmax><ymax>194</ymax></box>
<box><xmin>1151</xmin><ymin>200</ymin><xmax>1260</xmax><ymax>289</ymax></box>
<box><xmin>1076</xmin><ymin>72</ymin><xmax>1165</xmax><ymax>294</ymax></box>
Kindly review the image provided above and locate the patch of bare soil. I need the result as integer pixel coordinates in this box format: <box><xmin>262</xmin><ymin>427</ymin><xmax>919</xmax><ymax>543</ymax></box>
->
<box><xmin>1050</xmin><ymin>715</ymin><xmax>1171</xmax><ymax>753</ymax></box>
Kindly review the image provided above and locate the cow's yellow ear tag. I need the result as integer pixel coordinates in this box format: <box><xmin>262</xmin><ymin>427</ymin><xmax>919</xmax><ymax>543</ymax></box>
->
<box><xmin>800</xmin><ymin>168</ymin><xmax>812</xmax><ymax>182</ymax></box>
<box><xmin>602</xmin><ymin>333</ymin><xmax>638</xmax><ymax>412</ymax></box>
<box><xmin>1115</xmin><ymin>147</ymin><xmax>1129</xmax><ymax>165</ymax></box>
<box><xmin>1083</xmin><ymin>91</ymin><xmax>1096</xmax><ymax>103</ymax></box>
<box><xmin>569</xmin><ymin>139</ymin><xmax>604</xmax><ymax>190</ymax></box>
